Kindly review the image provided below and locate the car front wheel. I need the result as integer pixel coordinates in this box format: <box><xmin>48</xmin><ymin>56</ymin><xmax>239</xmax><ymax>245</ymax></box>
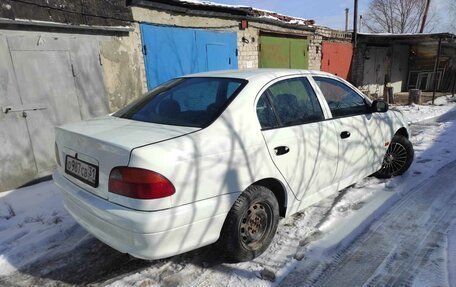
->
<box><xmin>219</xmin><ymin>185</ymin><xmax>279</xmax><ymax>262</ymax></box>
<box><xmin>374</xmin><ymin>134</ymin><xmax>414</xmax><ymax>178</ymax></box>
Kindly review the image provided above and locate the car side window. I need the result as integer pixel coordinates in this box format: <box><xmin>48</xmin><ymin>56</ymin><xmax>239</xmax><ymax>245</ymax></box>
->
<box><xmin>256</xmin><ymin>95</ymin><xmax>278</xmax><ymax>129</ymax></box>
<box><xmin>256</xmin><ymin>77</ymin><xmax>324</xmax><ymax>128</ymax></box>
<box><xmin>313</xmin><ymin>77</ymin><xmax>369</xmax><ymax>118</ymax></box>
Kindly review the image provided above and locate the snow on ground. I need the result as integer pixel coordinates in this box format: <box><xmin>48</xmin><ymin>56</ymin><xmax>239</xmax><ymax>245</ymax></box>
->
<box><xmin>394</xmin><ymin>94</ymin><xmax>456</xmax><ymax>124</ymax></box>
<box><xmin>282</xmin><ymin>158</ymin><xmax>456</xmax><ymax>286</ymax></box>
<box><xmin>0</xmin><ymin>182</ymin><xmax>75</xmax><ymax>276</ymax></box>
<box><xmin>0</xmin><ymin>96</ymin><xmax>455</xmax><ymax>286</ymax></box>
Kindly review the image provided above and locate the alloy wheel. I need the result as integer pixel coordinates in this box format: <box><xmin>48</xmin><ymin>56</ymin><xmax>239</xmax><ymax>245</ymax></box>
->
<box><xmin>380</xmin><ymin>142</ymin><xmax>408</xmax><ymax>175</ymax></box>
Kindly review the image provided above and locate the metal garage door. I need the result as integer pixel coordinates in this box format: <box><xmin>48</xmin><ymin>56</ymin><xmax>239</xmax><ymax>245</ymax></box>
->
<box><xmin>260</xmin><ymin>34</ymin><xmax>309</xmax><ymax>69</ymax></box>
<box><xmin>0</xmin><ymin>34</ymin><xmax>36</xmax><ymax>190</ymax></box>
<box><xmin>140</xmin><ymin>24</ymin><xmax>238</xmax><ymax>90</ymax></box>
<box><xmin>362</xmin><ymin>47</ymin><xmax>389</xmax><ymax>98</ymax></box>
<box><xmin>321</xmin><ymin>42</ymin><xmax>353</xmax><ymax>80</ymax></box>
<box><xmin>0</xmin><ymin>33</ymin><xmax>108</xmax><ymax>191</ymax></box>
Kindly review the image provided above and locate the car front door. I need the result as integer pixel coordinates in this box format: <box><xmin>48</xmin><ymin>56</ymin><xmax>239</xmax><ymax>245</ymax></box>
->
<box><xmin>312</xmin><ymin>76</ymin><xmax>387</xmax><ymax>185</ymax></box>
<box><xmin>257</xmin><ymin>76</ymin><xmax>340</xmax><ymax>204</ymax></box>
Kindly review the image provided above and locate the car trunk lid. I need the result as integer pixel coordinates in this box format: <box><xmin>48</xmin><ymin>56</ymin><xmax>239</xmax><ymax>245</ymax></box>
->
<box><xmin>55</xmin><ymin>116</ymin><xmax>199</xmax><ymax>199</ymax></box>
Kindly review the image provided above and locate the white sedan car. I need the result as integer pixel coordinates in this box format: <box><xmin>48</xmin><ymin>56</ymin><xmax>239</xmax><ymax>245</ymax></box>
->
<box><xmin>53</xmin><ymin>69</ymin><xmax>413</xmax><ymax>262</ymax></box>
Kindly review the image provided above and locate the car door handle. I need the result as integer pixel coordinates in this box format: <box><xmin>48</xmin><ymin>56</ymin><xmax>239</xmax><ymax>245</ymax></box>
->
<box><xmin>340</xmin><ymin>131</ymin><xmax>351</xmax><ymax>139</ymax></box>
<box><xmin>274</xmin><ymin>146</ymin><xmax>290</xmax><ymax>156</ymax></box>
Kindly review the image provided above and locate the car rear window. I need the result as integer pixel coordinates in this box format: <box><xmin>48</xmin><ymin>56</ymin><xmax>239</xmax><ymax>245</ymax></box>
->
<box><xmin>114</xmin><ymin>77</ymin><xmax>247</xmax><ymax>128</ymax></box>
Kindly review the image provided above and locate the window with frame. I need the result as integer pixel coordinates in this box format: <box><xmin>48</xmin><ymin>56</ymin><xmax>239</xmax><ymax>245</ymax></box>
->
<box><xmin>256</xmin><ymin>77</ymin><xmax>324</xmax><ymax>128</ymax></box>
<box><xmin>313</xmin><ymin>77</ymin><xmax>369</xmax><ymax>118</ymax></box>
<box><xmin>256</xmin><ymin>95</ymin><xmax>278</xmax><ymax>129</ymax></box>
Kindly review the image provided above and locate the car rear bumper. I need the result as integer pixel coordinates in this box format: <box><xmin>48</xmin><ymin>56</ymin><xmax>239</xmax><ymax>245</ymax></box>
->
<box><xmin>53</xmin><ymin>170</ymin><xmax>233</xmax><ymax>260</ymax></box>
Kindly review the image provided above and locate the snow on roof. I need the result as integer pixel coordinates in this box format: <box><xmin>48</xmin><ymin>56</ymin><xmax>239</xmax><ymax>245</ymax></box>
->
<box><xmin>175</xmin><ymin>0</ymin><xmax>315</xmax><ymax>26</ymax></box>
<box><xmin>254</xmin><ymin>10</ymin><xmax>315</xmax><ymax>26</ymax></box>
<box><xmin>175</xmin><ymin>0</ymin><xmax>249</xmax><ymax>9</ymax></box>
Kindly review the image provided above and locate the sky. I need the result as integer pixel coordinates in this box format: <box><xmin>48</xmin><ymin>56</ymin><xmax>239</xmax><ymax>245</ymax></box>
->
<box><xmin>209</xmin><ymin>0</ymin><xmax>453</xmax><ymax>32</ymax></box>
<box><xmin>210</xmin><ymin>0</ymin><xmax>369</xmax><ymax>30</ymax></box>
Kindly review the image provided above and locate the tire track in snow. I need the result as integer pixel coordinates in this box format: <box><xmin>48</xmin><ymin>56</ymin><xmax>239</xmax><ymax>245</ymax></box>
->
<box><xmin>448</xmin><ymin>221</ymin><xmax>456</xmax><ymax>287</ymax></box>
<box><xmin>281</xmin><ymin>160</ymin><xmax>456</xmax><ymax>287</ymax></box>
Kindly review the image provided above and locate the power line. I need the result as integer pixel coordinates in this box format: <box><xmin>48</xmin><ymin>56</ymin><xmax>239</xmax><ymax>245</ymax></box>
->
<box><xmin>8</xmin><ymin>0</ymin><xmax>132</xmax><ymax>23</ymax></box>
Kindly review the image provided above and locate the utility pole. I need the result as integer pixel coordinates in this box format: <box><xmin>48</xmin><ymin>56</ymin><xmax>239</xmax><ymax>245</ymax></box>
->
<box><xmin>353</xmin><ymin>0</ymin><xmax>358</xmax><ymax>47</ymax></box>
<box><xmin>350</xmin><ymin>0</ymin><xmax>359</xmax><ymax>86</ymax></box>
<box><xmin>420</xmin><ymin>0</ymin><xmax>431</xmax><ymax>33</ymax></box>
<box><xmin>345</xmin><ymin>8</ymin><xmax>350</xmax><ymax>31</ymax></box>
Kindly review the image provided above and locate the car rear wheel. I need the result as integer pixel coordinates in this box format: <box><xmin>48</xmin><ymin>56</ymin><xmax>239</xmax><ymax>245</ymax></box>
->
<box><xmin>219</xmin><ymin>185</ymin><xmax>279</xmax><ymax>262</ymax></box>
<box><xmin>374</xmin><ymin>134</ymin><xmax>414</xmax><ymax>178</ymax></box>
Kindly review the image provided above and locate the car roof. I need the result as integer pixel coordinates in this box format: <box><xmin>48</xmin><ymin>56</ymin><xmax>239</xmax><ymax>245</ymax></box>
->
<box><xmin>182</xmin><ymin>69</ymin><xmax>335</xmax><ymax>80</ymax></box>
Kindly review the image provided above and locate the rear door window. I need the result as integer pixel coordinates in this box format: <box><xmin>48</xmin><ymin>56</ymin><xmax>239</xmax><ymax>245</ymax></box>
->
<box><xmin>256</xmin><ymin>77</ymin><xmax>324</xmax><ymax>128</ymax></box>
<box><xmin>114</xmin><ymin>77</ymin><xmax>247</xmax><ymax>127</ymax></box>
<box><xmin>256</xmin><ymin>95</ymin><xmax>278</xmax><ymax>129</ymax></box>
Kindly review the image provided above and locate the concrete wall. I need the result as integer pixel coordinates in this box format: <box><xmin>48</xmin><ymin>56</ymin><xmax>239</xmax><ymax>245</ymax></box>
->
<box><xmin>100</xmin><ymin>23</ymin><xmax>148</xmax><ymax>112</ymax></box>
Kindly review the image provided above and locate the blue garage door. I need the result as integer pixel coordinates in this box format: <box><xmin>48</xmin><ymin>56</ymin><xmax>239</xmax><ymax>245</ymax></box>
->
<box><xmin>140</xmin><ymin>24</ymin><xmax>238</xmax><ymax>90</ymax></box>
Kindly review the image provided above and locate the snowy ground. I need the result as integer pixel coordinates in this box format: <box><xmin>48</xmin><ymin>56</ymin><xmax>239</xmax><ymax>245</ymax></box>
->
<box><xmin>0</xmin><ymin>96</ymin><xmax>455</xmax><ymax>286</ymax></box>
<box><xmin>394</xmin><ymin>94</ymin><xmax>456</xmax><ymax>124</ymax></box>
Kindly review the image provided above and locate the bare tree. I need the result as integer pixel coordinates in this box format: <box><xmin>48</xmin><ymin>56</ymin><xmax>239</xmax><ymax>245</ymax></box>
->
<box><xmin>364</xmin><ymin>0</ymin><xmax>434</xmax><ymax>33</ymax></box>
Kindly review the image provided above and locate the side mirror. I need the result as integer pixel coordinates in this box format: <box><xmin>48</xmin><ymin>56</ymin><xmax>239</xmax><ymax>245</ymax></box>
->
<box><xmin>371</xmin><ymin>100</ymin><xmax>388</xmax><ymax>113</ymax></box>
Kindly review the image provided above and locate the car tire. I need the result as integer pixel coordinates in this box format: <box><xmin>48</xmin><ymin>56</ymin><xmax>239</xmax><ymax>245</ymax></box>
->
<box><xmin>374</xmin><ymin>134</ymin><xmax>414</xmax><ymax>178</ymax></box>
<box><xmin>219</xmin><ymin>185</ymin><xmax>279</xmax><ymax>262</ymax></box>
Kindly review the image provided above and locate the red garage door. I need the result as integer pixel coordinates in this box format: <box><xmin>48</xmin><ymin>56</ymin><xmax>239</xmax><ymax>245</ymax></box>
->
<box><xmin>321</xmin><ymin>42</ymin><xmax>353</xmax><ymax>80</ymax></box>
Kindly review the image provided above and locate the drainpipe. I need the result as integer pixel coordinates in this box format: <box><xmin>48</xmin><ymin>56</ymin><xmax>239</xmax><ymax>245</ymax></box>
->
<box><xmin>432</xmin><ymin>37</ymin><xmax>442</xmax><ymax>105</ymax></box>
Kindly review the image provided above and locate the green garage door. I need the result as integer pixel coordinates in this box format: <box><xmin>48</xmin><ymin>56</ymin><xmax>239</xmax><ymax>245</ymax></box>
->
<box><xmin>260</xmin><ymin>35</ymin><xmax>309</xmax><ymax>69</ymax></box>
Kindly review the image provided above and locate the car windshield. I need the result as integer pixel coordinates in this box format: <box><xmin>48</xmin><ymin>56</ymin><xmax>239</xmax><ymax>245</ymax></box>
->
<box><xmin>114</xmin><ymin>77</ymin><xmax>247</xmax><ymax>128</ymax></box>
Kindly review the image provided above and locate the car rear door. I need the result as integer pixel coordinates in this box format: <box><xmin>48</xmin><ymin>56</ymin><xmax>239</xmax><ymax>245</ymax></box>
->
<box><xmin>311</xmin><ymin>76</ymin><xmax>387</xmax><ymax>184</ymax></box>
<box><xmin>257</xmin><ymin>76</ymin><xmax>339</xmax><ymax>202</ymax></box>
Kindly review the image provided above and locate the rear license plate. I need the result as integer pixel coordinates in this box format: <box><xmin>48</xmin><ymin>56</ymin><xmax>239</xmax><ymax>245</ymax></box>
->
<box><xmin>65</xmin><ymin>155</ymin><xmax>99</xmax><ymax>187</ymax></box>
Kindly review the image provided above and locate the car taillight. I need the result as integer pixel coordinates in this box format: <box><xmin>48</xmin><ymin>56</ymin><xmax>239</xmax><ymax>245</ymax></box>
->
<box><xmin>108</xmin><ymin>167</ymin><xmax>175</xmax><ymax>199</ymax></box>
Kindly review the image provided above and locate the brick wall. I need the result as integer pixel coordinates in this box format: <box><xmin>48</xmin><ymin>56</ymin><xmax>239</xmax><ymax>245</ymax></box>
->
<box><xmin>309</xmin><ymin>33</ymin><xmax>323</xmax><ymax>70</ymax></box>
<box><xmin>238</xmin><ymin>28</ymin><xmax>259</xmax><ymax>69</ymax></box>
